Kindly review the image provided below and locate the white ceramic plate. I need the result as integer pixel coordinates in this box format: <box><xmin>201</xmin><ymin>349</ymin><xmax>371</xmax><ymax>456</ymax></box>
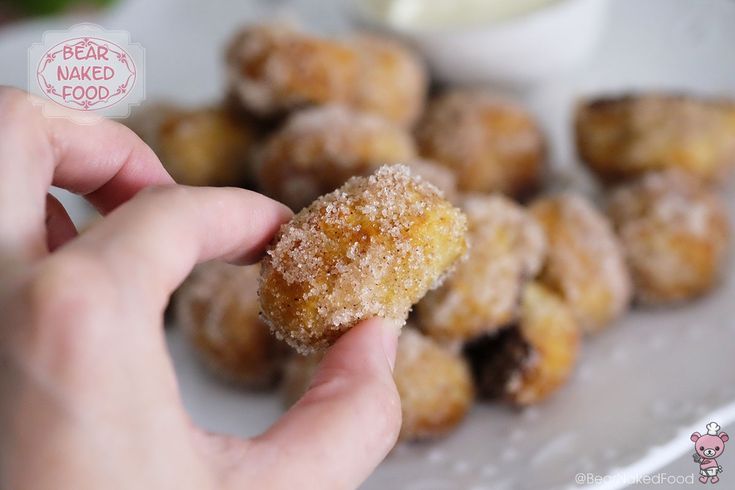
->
<box><xmin>2</xmin><ymin>1</ymin><xmax>734</xmax><ymax>488</ymax></box>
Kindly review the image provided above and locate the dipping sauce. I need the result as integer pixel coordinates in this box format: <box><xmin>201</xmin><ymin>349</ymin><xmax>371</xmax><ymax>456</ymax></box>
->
<box><xmin>363</xmin><ymin>0</ymin><xmax>560</xmax><ymax>29</ymax></box>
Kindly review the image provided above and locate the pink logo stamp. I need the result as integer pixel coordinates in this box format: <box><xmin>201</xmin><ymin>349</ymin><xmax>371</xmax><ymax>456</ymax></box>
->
<box><xmin>29</xmin><ymin>23</ymin><xmax>145</xmax><ymax>121</ymax></box>
<box><xmin>692</xmin><ymin>422</ymin><xmax>728</xmax><ymax>484</ymax></box>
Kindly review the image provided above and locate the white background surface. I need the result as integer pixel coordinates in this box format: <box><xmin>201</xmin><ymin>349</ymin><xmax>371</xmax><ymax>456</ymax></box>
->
<box><xmin>1</xmin><ymin>1</ymin><xmax>735</xmax><ymax>488</ymax></box>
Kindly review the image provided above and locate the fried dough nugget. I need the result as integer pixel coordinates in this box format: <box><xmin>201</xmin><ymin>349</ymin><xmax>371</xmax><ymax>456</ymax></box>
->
<box><xmin>280</xmin><ymin>353</ymin><xmax>322</xmax><ymax>408</ymax></box>
<box><xmin>608</xmin><ymin>170</ymin><xmax>730</xmax><ymax>304</ymax></box>
<box><xmin>530</xmin><ymin>193</ymin><xmax>631</xmax><ymax>332</ymax></box>
<box><xmin>394</xmin><ymin>329</ymin><xmax>474</xmax><ymax>440</ymax></box>
<box><xmin>281</xmin><ymin>328</ymin><xmax>474</xmax><ymax>441</ymax></box>
<box><xmin>406</xmin><ymin>158</ymin><xmax>459</xmax><ymax>202</ymax></box>
<box><xmin>259</xmin><ymin>165</ymin><xmax>468</xmax><ymax>354</ymax></box>
<box><xmin>176</xmin><ymin>262</ymin><xmax>289</xmax><ymax>388</ymax></box>
<box><xmin>463</xmin><ymin>282</ymin><xmax>580</xmax><ymax>406</ymax></box>
<box><xmin>417</xmin><ymin>194</ymin><xmax>546</xmax><ymax>342</ymax></box>
<box><xmin>349</xmin><ymin>35</ymin><xmax>427</xmax><ymax>127</ymax></box>
<box><xmin>416</xmin><ymin>90</ymin><xmax>545</xmax><ymax>197</ymax></box>
<box><xmin>126</xmin><ymin>101</ymin><xmax>179</xmax><ymax>145</ymax></box>
<box><xmin>129</xmin><ymin>104</ymin><xmax>256</xmax><ymax>187</ymax></box>
<box><xmin>575</xmin><ymin>94</ymin><xmax>735</xmax><ymax>184</ymax></box>
<box><xmin>256</xmin><ymin>105</ymin><xmax>417</xmax><ymax>210</ymax></box>
<box><xmin>226</xmin><ymin>24</ymin><xmax>359</xmax><ymax>117</ymax></box>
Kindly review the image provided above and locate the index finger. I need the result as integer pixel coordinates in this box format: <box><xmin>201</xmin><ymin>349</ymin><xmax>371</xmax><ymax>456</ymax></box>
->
<box><xmin>0</xmin><ymin>87</ymin><xmax>173</xmax><ymax>260</ymax></box>
<box><xmin>57</xmin><ymin>185</ymin><xmax>293</xmax><ymax>311</ymax></box>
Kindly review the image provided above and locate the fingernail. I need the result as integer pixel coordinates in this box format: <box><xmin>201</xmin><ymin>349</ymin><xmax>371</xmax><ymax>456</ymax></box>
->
<box><xmin>380</xmin><ymin>318</ymin><xmax>401</xmax><ymax>372</ymax></box>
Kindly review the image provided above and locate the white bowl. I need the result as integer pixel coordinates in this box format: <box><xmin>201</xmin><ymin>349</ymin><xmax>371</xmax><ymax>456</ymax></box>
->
<box><xmin>351</xmin><ymin>0</ymin><xmax>611</xmax><ymax>88</ymax></box>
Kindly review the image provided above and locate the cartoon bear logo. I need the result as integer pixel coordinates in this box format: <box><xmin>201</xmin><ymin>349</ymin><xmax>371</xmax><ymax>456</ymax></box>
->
<box><xmin>692</xmin><ymin>422</ymin><xmax>728</xmax><ymax>484</ymax></box>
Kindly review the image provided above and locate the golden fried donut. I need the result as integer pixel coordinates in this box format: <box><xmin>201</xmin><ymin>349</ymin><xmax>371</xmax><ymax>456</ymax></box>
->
<box><xmin>575</xmin><ymin>94</ymin><xmax>735</xmax><ymax>184</ymax></box>
<box><xmin>256</xmin><ymin>105</ymin><xmax>416</xmax><ymax>210</ymax></box>
<box><xmin>280</xmin><ymin>328</ymin><xmax>474</xmax><ymax>441</ymax></box>
<box><xmin>463</xmin><ymin>282</ymin><xmax>580</xmax><ymax>406</ymax></box>
<box><xmin>175</xmin><ymin>262</ymin><xmax>289</xmax><ymax>387</ymax></box>
<box><xmin>394</xmin><ymin>329</ymin><xmax>474</xmax><ymax>440</ymax></box>
<box><xmin>417</xmin><ymin>194</ymin><xmax>546</xmax><ymax>342</ymax></box>
<box><xmin>130</xmin><ymin>104</ymin><xmax>256</xmax><ymax>187</ymax></box>
<box><xmin>280</xmin><ymin>352</ymin><xmax>322</xmax><ymax>408</ymax></box>
<box><xmin>416</xmin><ymin>90</ymin><xmax>545</xmax><ymax>197</ymax></box>
<box><xmin>530</xmin><ymin>193</ymin><xmax>631</xmax><ymax>332</ymax></box>
<box><xmin>405</xmin><ymin>159</ymin><xmax>459</xmax><ymax>203</ymax></box>
<box><xmin>608</xmin><ymin>170</ymin><xmax>730</xmax><ymax>304</ymax></box>
<box><xmin>349</xmin><ymin>35</ymin><xmax>427</xmax><ymax>127</ymax></box>
<box><xmin>126</xmin><ymin>101</ymin><xmax>179</xmax><ymax>145</ymax></box>
<box><xmin>259</xmin><ymin>165</ymin><xmax>468</xmax><ymax>353</ymax></box>
<box><xmin>226</xmin><ymin>24</ymin><xmax>359</xmax><ymax>117</ymax></box>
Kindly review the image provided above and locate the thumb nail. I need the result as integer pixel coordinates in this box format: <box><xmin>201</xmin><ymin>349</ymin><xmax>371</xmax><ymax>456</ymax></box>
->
<box><xmin>380</xmin><ymin>318</ymin><xmax>401</xmax><ymax>372</ymax></box>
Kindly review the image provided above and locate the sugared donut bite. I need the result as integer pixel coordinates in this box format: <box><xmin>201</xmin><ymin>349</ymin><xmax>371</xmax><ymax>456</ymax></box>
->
<box><xmin>257</xmin><ymin>105</ymin><xmax>417</xmax><ymax>210</ymax></box>
<box><xmin>394</xmin><ymin>329</ymin><xmax>474</xmax><ymax>440</ymax></box>
<box><xmin>530</xmin><ymin>193</ymin><xmax>631</xmax><ymax>332</ymax></box>
<box><xmin>259</xmin><ymin>165</ymin><xmax>468</xmax><ymax>353</ymax></box>
<box><xmin>225</xmin><ymin>24</ymin><xmax>359</xmax><ymax>117</ymax></box>
<box><xmin>417</xmin><ymin>194</ymin><xmax>546</xmax><ymax>342</ymax></box>
<box><xmin>176</xmin><ymin>262</ymin><xmax>289</xmax><ymax>387</ymax></box>
<box><xmin>416</xmin><ymin>90</ymin><xmax>545</xmax><ymax>198</ymax></box>
<box><xmin>608</xmin><ymin>170</ymin><xmax>730</xmax><ymax>304</ymax></box>
<box><xmin>280</xmin><ymin>328</ymin><xmax>474</xmax><ymax>441</ymax></box>
<box><xmin>464</xmin><ymin>282</ymin><xmax>580</xmax><ymax>406</ymax></box>
<box><xmin>575</xmin><ymin>94</ymin><xmax>735</xmax><ymax>184</ymax></box>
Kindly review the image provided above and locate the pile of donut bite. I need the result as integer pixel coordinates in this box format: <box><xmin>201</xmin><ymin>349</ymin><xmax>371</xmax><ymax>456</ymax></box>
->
<box><xmin>129</xmin><ymin>23</ymin><xmax>734</xmax><ymax>442</ymax></box>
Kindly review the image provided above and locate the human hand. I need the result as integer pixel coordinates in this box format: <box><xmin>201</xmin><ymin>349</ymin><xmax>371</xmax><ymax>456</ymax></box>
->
<box><xmin>0</xmin><ymin>87</ymin><xmax>401</xmax><ymax>490</ymax></box>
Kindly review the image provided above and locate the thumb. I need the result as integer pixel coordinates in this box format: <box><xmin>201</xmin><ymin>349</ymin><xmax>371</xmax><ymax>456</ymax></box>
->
<box><xmin>233</xmin><ymin>318</ymin><xmax>402</xmax><ymax>490</ymax></box>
